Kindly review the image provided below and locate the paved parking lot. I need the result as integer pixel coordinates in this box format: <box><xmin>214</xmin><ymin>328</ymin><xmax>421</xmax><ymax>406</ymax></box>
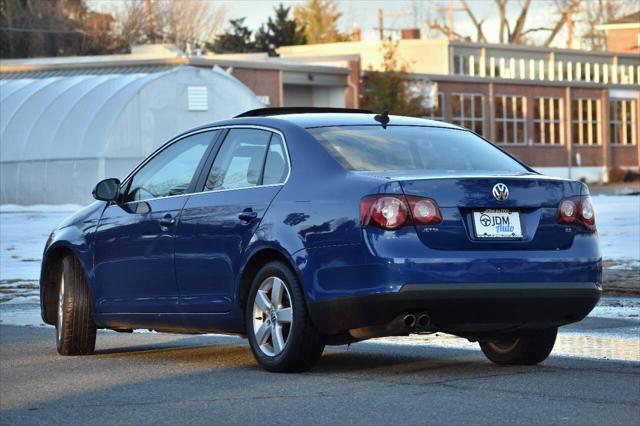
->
<box><xmin>1</xmin><ymin>315</ymin><xmax>638</xmax><ymax>425</ymax></box>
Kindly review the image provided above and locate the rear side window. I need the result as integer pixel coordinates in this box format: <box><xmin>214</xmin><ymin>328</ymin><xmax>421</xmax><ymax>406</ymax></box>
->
<box><xmin>263</xmin><ymin>134</ymin><xmax>289</xmax><ymax>185</ymax></box>
<box><xmin>308</xmin><ymin>125</ymin><xmax>528</xmax><ymax>173</ymax></box>
<box><xmin>204</xmin><ymin>129</ymin><xmax>271</xmax><ymax>191</ymax></box>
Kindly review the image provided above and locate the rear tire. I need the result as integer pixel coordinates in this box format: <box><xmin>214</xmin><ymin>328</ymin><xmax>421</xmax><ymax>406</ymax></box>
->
<box><xmin>246</xmin><ymin>261</ymin><xmax>324</xmax><ymax>372</ymax></box>
<box><xmin>56</xmin><ymin>255</ymin><xmax>96</xmax><ymax>355</ymax></box>
<box><xmin>479</xmin><ymin>328</ymin><xmax>557</xmax><ymax>365</ymax></box>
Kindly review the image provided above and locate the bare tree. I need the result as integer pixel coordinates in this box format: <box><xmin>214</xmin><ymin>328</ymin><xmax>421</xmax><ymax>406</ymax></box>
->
<box><xmin>112</xmin><ymin>0</ymin><xmax>148</xmax><ymax>48</ymax></box>
<box><xmin>578</xmin><ymin>0</ymin><xmax>637</xmax><ymax>50</ymax></box>
<box><xmin>460</xmin><ymin>0</ymin><xmax>487</xmax><ymax>43</ymax></box>
<box><xmin>156</xmin><ymin>1</ymin><xmax>226</xmax><ymax>51</ymax></box>
<box><xmin>113</xmin><ymin>0</ymin><xmax>226</xmax><ymax>52</ymax></box>
<box><xmin>426</xmin><ymin>0</ymin><xmax>584</xmax><ymax>47</ymax></box>
<box><xmin>541</xmin><ymin>0</ymin><xmax>581</xmax><ymax>47</ymax></box>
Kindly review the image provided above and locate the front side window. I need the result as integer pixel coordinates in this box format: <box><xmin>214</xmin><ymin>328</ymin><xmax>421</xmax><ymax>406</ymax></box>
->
<box><xmin>495</xmin><ymin>95</ymin><xmax>526</xmax><ymax>144</ymax></box>
<box><xmin>451</xmin><ymin>93</ymin><xmax>484</xmax><ymax>135</ymax></box>
<box><xmin>123</xmin><ymin>131</ymin><xmax>216</xmax><ymax>202</ymax></box>
<box><xmin>609</xmin><ymin>99</ymin><xmax>637</xmax><ymax>145</ymax></box>
<box><xmin>309</xmin><ymin>125</ymin><xmax>528</xmax><ymax>173</ymax></box>
<box><xmin>572</xmin><ymin>98</ymin><xmax>601</xmax><ymax>145</ymax></box>
<box><xmin>533</xmin><ymin>97</ymin><xmax>563</xmax><ymax>145</ymax></box>
<box><xmin>204</xmin><ymin>129</ymin><xmax>272</xmax><ymax>191</ymax></box>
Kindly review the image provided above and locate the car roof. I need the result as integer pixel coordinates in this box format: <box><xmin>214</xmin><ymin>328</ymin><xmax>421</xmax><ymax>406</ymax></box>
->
<box><xmin>256</xmin><ymin>112</ymin><xmax>459</xmax><ymax>129</ymax></box>
<box><xmin>178</xmin><ymin>110</ymin><xmax>462</xmax><ymax>142</ymax></box>
<box><xmin>187</xmin><ymin>111</ymin><xmax>459</xmax><ymax>133</ymax></box>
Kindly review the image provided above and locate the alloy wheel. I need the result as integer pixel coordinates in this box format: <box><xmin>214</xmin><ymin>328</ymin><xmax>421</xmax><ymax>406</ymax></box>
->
<box><xmin>252</xmin><ymin>276</ymin><xmax>293</xmax><ymax>356</ymax></box>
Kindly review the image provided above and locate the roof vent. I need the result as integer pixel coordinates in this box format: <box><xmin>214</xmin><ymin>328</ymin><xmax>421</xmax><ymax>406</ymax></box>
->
<box><xmin>187</xmin><ymin>86</ymin><xmax>208</xmax><ymax>111</ymax></box>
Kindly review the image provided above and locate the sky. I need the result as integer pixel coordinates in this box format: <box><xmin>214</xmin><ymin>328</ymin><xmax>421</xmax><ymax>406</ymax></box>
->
<box><xmin>88</xmin><ymin>0</ymin><xmax>597</xmax><ymax>48</ymax></box>
<box><xmin>216</xmin><ymin>0</ymin><xmax>567</xmax><ymax>46</ymax></box>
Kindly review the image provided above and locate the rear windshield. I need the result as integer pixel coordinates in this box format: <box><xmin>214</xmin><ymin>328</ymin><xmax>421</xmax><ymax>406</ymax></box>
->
<box><xmin>308</xmin><ymin>125</ymin><xmax>528</xmax><ymax>173</ymax></box>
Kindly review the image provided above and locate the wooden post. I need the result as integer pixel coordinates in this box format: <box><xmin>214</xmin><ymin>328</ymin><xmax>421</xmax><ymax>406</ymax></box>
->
<box><xmin>601</xmin><ymin>89</ymin><xmax>609</xmax><ymax>182</ymax></box>
<box><xmin>565</xmin><ymin>86</ymin><xmax>572</xmax><ymax>179</ymax></box>
<box><xmin>144</xmin><ymin>0</ymin><xmax>156</xmax><ymax>43</ymax></box>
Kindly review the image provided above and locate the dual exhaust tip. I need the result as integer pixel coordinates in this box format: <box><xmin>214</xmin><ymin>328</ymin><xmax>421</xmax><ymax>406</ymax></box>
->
<box><xmin>402</xmin><ymin>313</ymin><xmax>430</xmax><ymax>329</ymax></box>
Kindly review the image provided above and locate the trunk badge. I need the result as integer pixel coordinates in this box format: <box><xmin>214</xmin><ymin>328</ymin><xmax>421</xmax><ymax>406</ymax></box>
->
<box><xmin>492</xmin><ymin>183</ymin><xmax>509</xmax><ymax>201</ymax></box>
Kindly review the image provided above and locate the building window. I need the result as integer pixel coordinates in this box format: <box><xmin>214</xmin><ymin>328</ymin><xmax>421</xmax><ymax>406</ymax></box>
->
<box><xmin>453</xmin><ymin>55</ymin><xmax>468</xmax><ymax>75</ymax></box>
<box><xmin>533</xmin><ymin>97</ymin><xmax>563</xmax><ymax>145</ymax></box>
<box><xmin>609</xmin><ymin>99</ymin><xmax>637</xmax><ymax>145</ymax></box>
<box><xmin>571</xmin><ymin>98</ymin><xmax>601</xmax><ymax>145</ymax></box>
<box><xmin>424</xmin><ymin>92</ymin><xmax>444</xmax><ymax>121</ymax></box>
<box><xmin>451</xmin><ymin>93</ymin><xmax>484</xmax><ymax>135</ymax></box>
<box><xmin>495</xmin><ymin>95</ymin><xmax>526</xmax><ymax>144</ymax></box>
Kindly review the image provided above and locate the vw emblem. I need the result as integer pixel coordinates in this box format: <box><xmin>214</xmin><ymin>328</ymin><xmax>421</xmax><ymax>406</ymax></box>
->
<box><xmin>492</xmin><ymin>183</ymin><xmax>509</xmax><ymax>201</ymax></box>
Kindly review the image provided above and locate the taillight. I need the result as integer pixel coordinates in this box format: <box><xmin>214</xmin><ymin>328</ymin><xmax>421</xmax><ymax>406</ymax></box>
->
<box><xmin>360</xmin><ymin>195</ymin><xmax>408</xmax><ymax>229</ymax></box>
<box><xmin>557</xmin><ymin>196</ymin><xmax>596</xmax><ymax>231</ymax></box>
<box><xmin>405</xmin><ymin>196</ymin><xmax>442</xmax><ymax>225</ymax></box>
<box><xmin>360</xmin><ymin>194</ymin><xmax>442</xmax><ymax>230</ymax></box>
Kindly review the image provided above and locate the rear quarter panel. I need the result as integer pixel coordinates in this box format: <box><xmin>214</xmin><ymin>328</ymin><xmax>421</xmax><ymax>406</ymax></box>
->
<box><xmin>240</xmin><ymin>123</ymin><xmax>396</xmax><ymax>303</ymax></box>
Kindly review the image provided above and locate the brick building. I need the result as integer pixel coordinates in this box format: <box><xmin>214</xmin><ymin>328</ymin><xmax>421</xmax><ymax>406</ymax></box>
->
<box><xmin>278</xmin><ymin>36</ymin><xmax>640</xmax><ymax>182</ymax></box>
<box><xmin>596</xmin><ymin>11</ymin><xmax>640</xmax><ymax>54</ymax></box>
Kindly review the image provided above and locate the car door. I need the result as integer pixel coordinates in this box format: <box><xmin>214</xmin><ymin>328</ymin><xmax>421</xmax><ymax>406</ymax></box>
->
<box><xmin>93</xmin><ymin>130</ymin><xmax>219</xmax><ymax>324</ymax></box>
<box><xmin>175</xmin><ymin>128</ymin><xmax>290</xmax><ymax>322</ymax></box>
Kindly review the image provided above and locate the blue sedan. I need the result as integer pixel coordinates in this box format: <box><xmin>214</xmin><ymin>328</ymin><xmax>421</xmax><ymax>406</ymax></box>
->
<box><xmin>40</xmin><ymin>108</ymin><xmax>601</xmax><ymax>372</ymax></box>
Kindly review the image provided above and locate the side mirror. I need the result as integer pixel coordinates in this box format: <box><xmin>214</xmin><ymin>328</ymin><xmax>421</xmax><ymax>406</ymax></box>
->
<box><xmin>92</xmin><ymin>178</ymin><xmax>121</xmax><ymax>202</ymax></box>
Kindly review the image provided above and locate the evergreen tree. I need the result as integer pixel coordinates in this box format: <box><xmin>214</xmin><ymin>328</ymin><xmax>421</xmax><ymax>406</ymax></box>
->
<box><xmin>361</xmin><ymin>42</ymin><xmax>427</xmax><ymax>117</ymax></box>
<box><xmin>293</xmin><ymin>0</ymin><xmax>349</xmax><ymax>44</ymax></box>
<box><xmin>254</xmin><ymin>4</ymin><xmax>306</xmax><ymax>56</ymax></box>
<box><xmin>211</xmin><ymin>18</ymin><xmax>256</xmax><ymax>53</ymax></box>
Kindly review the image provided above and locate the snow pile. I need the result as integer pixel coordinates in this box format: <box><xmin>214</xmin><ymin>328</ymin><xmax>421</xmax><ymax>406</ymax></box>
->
<box><xmin>0</xmin><ymin>204</ymin><xmax>83</xmax><ymax>213</ymax></box>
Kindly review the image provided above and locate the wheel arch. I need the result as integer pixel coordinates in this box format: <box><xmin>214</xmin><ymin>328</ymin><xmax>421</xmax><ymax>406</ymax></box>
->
<box><xmin>237</xmin><ymin>246</ymin><xmax>302</xmax><ymax>327</ymax></box>
<box><xmin>40</xmin><ymin>243</ymin><xmax>92</xmax><ymax>325</ymax></box>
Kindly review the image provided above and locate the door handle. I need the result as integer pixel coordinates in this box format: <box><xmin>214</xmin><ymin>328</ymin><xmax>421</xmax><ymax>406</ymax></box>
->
<box><xmin>160</xmin><ymin>214</ymin><xmax>176</xmax><ymax>227</ymax></box>
<box><xmin>238</xmin><ymin>209</ymin><xmax>258</xmax><ymax>222</ymax></box>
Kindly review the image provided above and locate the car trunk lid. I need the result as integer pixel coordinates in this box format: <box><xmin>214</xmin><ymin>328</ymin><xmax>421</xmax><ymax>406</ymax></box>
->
<box><xmin>362</xmin><ymin>171</ymin><xmax>583</xmax><ymax>250</ymax></box>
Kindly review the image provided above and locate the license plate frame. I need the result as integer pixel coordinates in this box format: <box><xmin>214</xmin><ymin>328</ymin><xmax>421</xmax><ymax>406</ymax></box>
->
<box><xmin>472</xmin><ymin>209</ymin><xmax>523</xmax><ymax>239</ymax></box>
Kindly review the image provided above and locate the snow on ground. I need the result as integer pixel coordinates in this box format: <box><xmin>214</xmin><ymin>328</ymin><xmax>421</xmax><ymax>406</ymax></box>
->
<box><xmin>0</xmin><ymin>196</ymin><xmax>638</xmax><ymax>324</ymax></box>
<box><xmin>0</xmin><ymin>208</ymin><xmax>80</xmax><ymax>282</ymax></box>
<box><xmin>592</xmin><ymin>195</ymin><xmax>640</xmax><ymax>264</ymax></box>
<box><xmin>1</xmin><ymin>196</ymin><xmax>637</xmax><ymax>284</ymax></box>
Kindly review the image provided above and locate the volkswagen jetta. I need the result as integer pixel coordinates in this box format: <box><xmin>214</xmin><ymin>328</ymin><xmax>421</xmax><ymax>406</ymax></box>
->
<box><xmin>40</xmin><ymin>108</ymin><xmax>601</xmax><ymax>372</ymax></box>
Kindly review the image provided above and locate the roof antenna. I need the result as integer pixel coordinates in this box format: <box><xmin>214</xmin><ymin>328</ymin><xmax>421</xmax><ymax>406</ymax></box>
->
<box><xmin>374</xmin><ymin>108</ymin><xmax>390</xmax><ymax>129</ymax></box>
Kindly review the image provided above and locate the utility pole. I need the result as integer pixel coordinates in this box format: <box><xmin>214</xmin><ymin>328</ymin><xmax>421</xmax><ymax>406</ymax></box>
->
<box><xmin>376</xmin><ymin>8</ymin><xmax>413</xmax><ymax>41</ymax></box>
<box><xmin>447</xmin><ymin>0</ymin><xmax>454</xmax><ymax>40</ymax></box>
<box><xmin>565</xmin><ymin>4</ymin><xmax>578</xmax><ymax>48</ymax></box>
<box><xmin>436</xmin><ymin>0</ymin><xmax>464</xmax><ymax>40</ymax></box>
<box><xmin>145</xmin><ymin>0</ymin><xmax>156</xmax><ymax>43</ymax></box>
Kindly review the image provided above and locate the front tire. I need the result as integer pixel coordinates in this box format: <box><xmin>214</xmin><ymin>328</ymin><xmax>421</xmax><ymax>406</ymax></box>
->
<box><xmin>479</xmin><ymin>328</ymin><xmax>557</xmax><ymax>365</ymax></box>
<box><xmin>56</xmin><ymin>255</ymin><xmax>96</xmax><ymax>355</ymax></box>
<box><xmin>246</xmin><ymin>261</ymin><xmax>324</xmax><ymax>372</ymax></box>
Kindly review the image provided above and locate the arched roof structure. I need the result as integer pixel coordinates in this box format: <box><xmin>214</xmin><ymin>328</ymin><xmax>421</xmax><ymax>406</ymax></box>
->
<box><xmin>0</xmin><ymin>66</ymin><xmax>262</xmax><ymax>204</ymax></box>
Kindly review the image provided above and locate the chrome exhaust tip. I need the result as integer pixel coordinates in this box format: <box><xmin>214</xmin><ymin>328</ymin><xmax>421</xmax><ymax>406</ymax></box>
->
<box><xmin>403</xmin><ymin>314</ymin><xmax>416</xmax><ymax>328</ymax></box>
<box><xmin>417</xmin><ymin>314</ymin><xmax>431</xmax><ymax>328</ymax></box>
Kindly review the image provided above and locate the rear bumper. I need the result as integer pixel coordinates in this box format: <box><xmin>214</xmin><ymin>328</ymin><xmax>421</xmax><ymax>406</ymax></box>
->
<box><xmin>307</xmin><ymin>281</ymin><xmax>602</xmax><ymax>335</ymax></box>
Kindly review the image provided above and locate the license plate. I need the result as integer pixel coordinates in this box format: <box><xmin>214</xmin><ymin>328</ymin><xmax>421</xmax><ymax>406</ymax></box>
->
<box><xmin>473</xmin><ymin>209</ymin><xmax>522</xmax><ymax>238</ymax></box>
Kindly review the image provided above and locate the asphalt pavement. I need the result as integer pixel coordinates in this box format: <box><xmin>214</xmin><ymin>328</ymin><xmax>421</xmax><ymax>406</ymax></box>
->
<box><xmin>1</xmin><ymin>316</ymin><xmax>639</xmax><ymax>425</ymax></box>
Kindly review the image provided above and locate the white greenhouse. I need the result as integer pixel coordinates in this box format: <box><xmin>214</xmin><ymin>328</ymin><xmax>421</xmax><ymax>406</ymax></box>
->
<box><xmin>0</xmin><ymin>66</ymin><xmax>262</xmax><ymax>204</ymax></box>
